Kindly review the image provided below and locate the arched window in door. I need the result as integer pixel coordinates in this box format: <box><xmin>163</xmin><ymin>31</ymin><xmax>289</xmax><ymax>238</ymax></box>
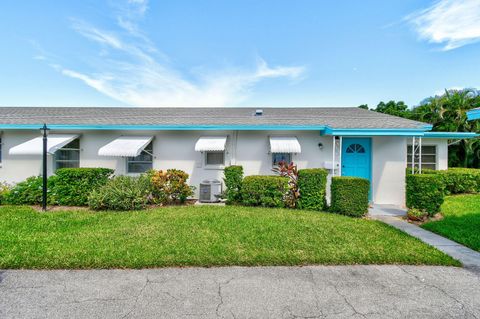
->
<box><xmin>346</xmin><ymin>144</ymin><xmax>365</xmax><ymax>154</ymax></box>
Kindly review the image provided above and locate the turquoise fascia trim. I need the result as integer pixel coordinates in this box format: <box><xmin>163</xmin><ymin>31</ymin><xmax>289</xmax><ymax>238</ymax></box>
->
<box><xmin>467</xmin><ymin>109</ymin><xmax>480</xmax><ymax>121</ymax></box>
<box><xmin>423</xmin><ymin>132</ymin><xmax>479</xmax><ymax>139</ymax></box>
<box><xmin>321</xmin><ymin>127</ymin><xmax>427</xmax><ymax>136</ymax></box>
<box><xmin>0</xmin><ymin>124</ymin><xmax>328</xmax><ymax>131</ymax></box>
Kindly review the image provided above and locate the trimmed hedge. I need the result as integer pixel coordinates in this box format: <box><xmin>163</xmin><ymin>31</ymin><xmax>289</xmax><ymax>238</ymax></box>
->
<box><xmin>413</xmin><ymin>168</ymin><xmax>480</xmax><ymax>195</ymax></box>
<box><xmin>330</xmin><ymin>177</ymin><xmax>370</xmax><ymax>217</ymax></box>
<box><xmin>223</xmin><ymin>166</ymin><xmax>244</xmax><ymax>204</ymax></box>
<box><xmin>406</xmin><ymin>174</ymin><xmax>445</xmax><ymax>216</ymax></box>
<box><xmin>297</xmin><ymin>168</ymin><xmax>328</xmax><ymax>210</ymax></box>
<box><xmin>54</xmin><ymin>168</ymin><xmax>114</xmax><ymax>206</ymax></box>
<box><xmin>240</xmin><ymin>175</ymin><xmax>288</xmax><ymax>208</ymax></box>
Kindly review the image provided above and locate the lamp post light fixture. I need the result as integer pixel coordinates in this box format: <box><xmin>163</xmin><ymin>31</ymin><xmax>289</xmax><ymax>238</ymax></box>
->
<box><xmin>41</xmin><ymin>123</ymin><xmax>49</xmax><ymax>211</ymax></box>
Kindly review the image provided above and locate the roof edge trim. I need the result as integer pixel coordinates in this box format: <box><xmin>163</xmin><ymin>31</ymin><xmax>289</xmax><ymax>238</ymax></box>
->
<box><xmin>467</xmin><ymin>109</ymin><xmax>480</xmax><ymax>121</ymax></box>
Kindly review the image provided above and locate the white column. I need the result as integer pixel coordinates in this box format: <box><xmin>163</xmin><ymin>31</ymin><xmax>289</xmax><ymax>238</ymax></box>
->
<box><xmin>332</xmin><ymin>136</ymin><xmax>336</xmax><ymax>176</ymax></box>
<box><xmin>411</xmin><ymin>136</ymin><xmax>415</xmax><ymax>174</ymax></box>
<box><xmin>419</xmin><ymin>137</ymin><xmax>422</xmax><ymax>173</ymax></box>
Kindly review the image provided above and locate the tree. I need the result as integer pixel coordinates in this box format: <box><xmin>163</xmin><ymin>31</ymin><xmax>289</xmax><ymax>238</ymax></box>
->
<box><xmin>374</xmin><ymin>100</ymin><xmax>411</xmax><ymax>118</ymax></box>
<box><xmin>357</xmin><ymin>104</ymin><xmax>369</xmax><ymax>110</ymax></box>
<box><xmin>411</xmin><ymin>89</ymin><xmax>480</xmax><ymax>168</ymax></box>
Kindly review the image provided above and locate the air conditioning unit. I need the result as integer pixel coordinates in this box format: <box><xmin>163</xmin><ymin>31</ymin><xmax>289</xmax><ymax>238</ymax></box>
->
<box><xmin>199</xmin><ymin>179</ymin><xmax>223</xmax><ymax>203</ymax></box>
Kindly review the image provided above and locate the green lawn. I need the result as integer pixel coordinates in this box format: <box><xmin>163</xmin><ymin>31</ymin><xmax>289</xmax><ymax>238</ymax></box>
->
<box><xmin>0</xmin><ymin>205</ymin><xmax>458</xmax><ymax>269</ymax></box>
<box><xmin>422</xmin><ymin>194</ymin><xmax>480</xmax><ymax>252</ymax></box>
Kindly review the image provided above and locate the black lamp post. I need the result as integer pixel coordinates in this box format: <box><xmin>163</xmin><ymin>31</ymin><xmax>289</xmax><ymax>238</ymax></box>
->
<box><xmin>41</xmin><ymin>123</ymin><xmax>49</xmax><ymax>211</ymax></box>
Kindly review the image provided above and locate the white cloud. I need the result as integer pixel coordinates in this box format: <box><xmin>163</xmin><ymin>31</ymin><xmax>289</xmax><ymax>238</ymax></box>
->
<box><xmin>406</xmin><ymin>0</ymin><xmax>480</xmax><ymax>50</ymax></box>
<box><xmin>50</xmin><ymin>1</ymin><xmax>305</xmax><ymax>107</ymax></box>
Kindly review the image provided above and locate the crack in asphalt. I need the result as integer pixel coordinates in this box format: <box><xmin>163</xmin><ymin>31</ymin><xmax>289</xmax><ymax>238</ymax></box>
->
<box><xmin>120</xmin><ymin>276</ymin><xmax>150</xmax><ymax>319</ymax></box>
<box><xmin>215</xmin><ymin>277</ymin><xmax>235</xmax><ymax>318</ymax></box>
<box><xmin>398</xmin><ymin>266</ymin><xmax>479</xmax><ymax>319</ymax></box>
<box><xmin>330</xmin><ymin>284</ymin><xmax>367</xmax><ymax>318</ymax></box>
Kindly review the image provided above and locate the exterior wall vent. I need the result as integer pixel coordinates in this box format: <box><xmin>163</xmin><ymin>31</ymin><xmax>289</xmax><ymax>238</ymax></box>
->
<box><xmin>255</xmin><ymin>109</ymin><xmax>263</xmax><ymax>116</ymax></box>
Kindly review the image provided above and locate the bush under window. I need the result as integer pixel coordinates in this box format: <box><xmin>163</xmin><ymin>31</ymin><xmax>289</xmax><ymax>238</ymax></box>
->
<box><xmin>297</xmin><ymin>168</ymin><xmax>328</xmax><ymax>211</ymax></box>
<box><xmin>406</xmin><ymin>174</ymin><xmax>445</xmax><ymax>216</ymax></box>
<box><xmin>149</xmin><ymin>169</ymin><xmax>194</xmax><ymax>204</ymax></box>
<box><xmin>330</xmin><ymin>176</ymin><xmax>370</xmax><ymax>217</ymax></box>
<box><xmin>54</xmin><ymin>168</ymin><xmax>114</xmax><ymax>206</ymax></box>
<box><xmin>88</xmin><ymin>175</ymin><xmax>151</xmax><ymax>211</ymax></box>
<box><xmin>240</xmin><ymin>175</ymin><xmax>288</xmax><ymax>208</ymax></box>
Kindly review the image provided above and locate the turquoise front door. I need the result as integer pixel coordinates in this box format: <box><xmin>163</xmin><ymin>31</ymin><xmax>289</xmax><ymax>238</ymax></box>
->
<box><xmin>341</xmin><ymin>137</ymin><xmax>372</xmax><ymax>184</ymax></box>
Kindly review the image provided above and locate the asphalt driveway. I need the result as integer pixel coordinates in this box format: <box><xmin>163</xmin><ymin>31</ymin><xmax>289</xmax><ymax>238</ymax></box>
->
<box><xmin>1</xmin><ymin>266</ymin><xmax>479</xmax><ymax>319</ymax></box>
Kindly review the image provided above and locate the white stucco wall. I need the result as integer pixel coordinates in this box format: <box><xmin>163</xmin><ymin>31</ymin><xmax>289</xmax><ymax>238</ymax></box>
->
<box><xmin>371</xmin><ymin>136</ymin><xmax>408</xmax><ymax>206</ymax></box>
<box><xmin>0</xmin><ymin>129</ymin><xmax>449</xmax><ymax>206</ymax></box>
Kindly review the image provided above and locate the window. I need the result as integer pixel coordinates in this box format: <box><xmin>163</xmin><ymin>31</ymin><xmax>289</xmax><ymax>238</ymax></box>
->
<box><xmin>272</xmin><ymin>153</ymin><xmax>291</xmax><ymax>166</ymax></box>
<box><xmin>346</xmin><ymin>144</ymin><xmax>365</xmax><ymax>153</ymax></box>
<box><xmin>407</xmin><ymin>145</ymin><xmax>437</xmax><ymax>170</ymax></box>
<box><xmin>127</xmin><ymin>142</ymin><xmax>153</xmax><ymax>173</ymax></box>
<box><xmin>55</xmin><ymin>139</ymin><xmax>80</xmax><ymax>170</ymax></box>
<box><xmin>205</xmin><ymin>151</ymin><xmax>225</xmax><ymax>166</ymax></box>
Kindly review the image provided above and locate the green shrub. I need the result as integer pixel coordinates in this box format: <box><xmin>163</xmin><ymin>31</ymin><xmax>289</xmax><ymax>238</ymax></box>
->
<box><xmin>240</xmin><ymin>175</ymin><xmax>288</xmax><ymax>208</ymax></box>
<box><xmin>297</xmin><ymin>168</ymin><xmax>328</xmax><ymax>210</ymax></box>
<box><xmin>223</xmin><ymin>166</ymin><xmax>244</xmax><ymax>204</ymax></box>
<box><xmin>4</xmin><ymin>176</ymin><xmax>57</xmax><ymax>205</ymax></box>
<box><xmin>406</xmin><ymin>174</ymin><xmax>445</xmax><ymax>216</ymax></box>
<box><xmin>88</xmin><ymin>175</ymin><xmax>151</xmax><ymax>211</ymax></box>
<box><xmin>438</xmin><ymin>168</ymin><xmax>479</xmax><ymax>194</ymax></box>
<box><xmin>54</xmin><ymin>168</ymin><xmax>114</xmax><ymax>206</ymax></box>
<box><xmin>0</xmin><ymin>182</ymin><xmax>11</xmax><ymax>204</ymax></box>
<box><xmin>330</xmin><ymin>177</ymin><xmax>370</xmax><ymax>217</ymax></box>
<box><xmin>407</xmin><ymin>208</ymin><xmax>428</xmax><ymax>222</ymax></box>
<box><xmin>149</xmin><ymin>169</ymin><xmax>194</xmax><ymax>204</ymax></box>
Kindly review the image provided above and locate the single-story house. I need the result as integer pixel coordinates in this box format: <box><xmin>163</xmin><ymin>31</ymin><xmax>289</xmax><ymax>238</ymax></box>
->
<box><xmin>0</xmin><ymin>107</ymin><xmax>477</xmax><ymax>206</ymax></box>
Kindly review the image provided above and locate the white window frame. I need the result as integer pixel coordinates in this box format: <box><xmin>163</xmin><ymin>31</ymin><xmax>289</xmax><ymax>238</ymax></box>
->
<box><xmin>126</xmin><ymin>142</ymin><xmax>154</xmax><ymax>174</ymax></box>
<box><xmin>54</xmin><ymin>138</ymin><xmax>80</xmax><ymax>171</ymax></box>
<box><xmin>272</xmin><ymin>152</ymin><xmax>292</xmax><ymax>167</ymax></box>
<box><xmin>407</xmin><ymin>144</ymin><xmax>437</xmax><ymax>170</ymax></box>
<box><xmin>204</xmin><ymin>151</ymin><xmax>226</xmax><ymax>170</ymax></box>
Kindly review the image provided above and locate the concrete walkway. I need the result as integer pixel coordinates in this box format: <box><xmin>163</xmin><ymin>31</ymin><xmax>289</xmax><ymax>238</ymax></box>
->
<box><xmin>1</xmin><ymin>266</ymin><xmax>479</xmax><ymax>319</ymax></box>
<box><xmin>372</xmin><ymin>215</ymin><xmax>480</xmax><ymax>270</ymax></box>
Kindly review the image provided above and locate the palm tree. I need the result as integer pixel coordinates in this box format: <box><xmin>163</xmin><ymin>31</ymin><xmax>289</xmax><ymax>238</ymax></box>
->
<box><xmin>412</xmin><ymin>89</ymin><xmax>480</xmax><ymax>167</ymax></box>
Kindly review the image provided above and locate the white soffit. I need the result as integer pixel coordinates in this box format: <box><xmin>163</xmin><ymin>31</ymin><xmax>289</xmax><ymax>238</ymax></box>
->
<box><xmin>9</xmin><ymin>134</ymin><xmax>79</xmax><ymax>155</ymax></box>
<box><xmin>195</xmin><ymin>136</ymin><xmax>227</xmax><ymax>152</ymax></box>
<box><xmin>98</xmin><ymin>136</ymin><xmax>153</xmax><ymax>157</ymax></box>
<box><xmin>269</xmin><ymin>136</ymin><xmax>301</xmax><ymax>153</ymax></box>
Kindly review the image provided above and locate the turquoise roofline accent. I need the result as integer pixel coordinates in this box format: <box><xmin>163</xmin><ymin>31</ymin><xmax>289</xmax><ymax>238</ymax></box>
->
<box><xmin>320</xmin><ymin>127</ymin><xmax>428</xmax><ymax>136</ymax></box>
<box><xmin>422</xmin><ymin>132</ymin><xmax>479</xmax><ymax>139</ymax></box>
<box><xmin>467</xmin><ymin>109</ymin><xmax>480</xmax><ymax>121</ymax></box>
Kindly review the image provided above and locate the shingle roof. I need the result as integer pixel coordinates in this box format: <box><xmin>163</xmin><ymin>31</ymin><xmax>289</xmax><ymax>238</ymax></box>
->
<box><xmin>0</xmin><ymin>107</ymin><xmax>429</xmax><ymax>129</ymax></box>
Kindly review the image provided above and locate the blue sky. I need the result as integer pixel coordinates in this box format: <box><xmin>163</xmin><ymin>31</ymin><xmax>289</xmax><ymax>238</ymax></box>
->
<box><xmin>1</xmin><ymin>0</ymin><xmax>480</xmax><ymax>108</ymax></box>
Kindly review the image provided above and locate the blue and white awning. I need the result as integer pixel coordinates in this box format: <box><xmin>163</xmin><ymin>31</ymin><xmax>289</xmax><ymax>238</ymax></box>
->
<box><xmin>269</xmin><ymin>136</ymin><xmax>301</xmax><ymax>153</ymax></box>
<box><xmin>9</xmin><ymin>134</ymin><xmax>79</xmax><ymax>155</ymax></box>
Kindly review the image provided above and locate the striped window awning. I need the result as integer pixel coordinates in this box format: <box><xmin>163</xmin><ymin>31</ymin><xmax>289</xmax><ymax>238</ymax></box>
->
<box><xmin>195</xmin><ymin>136</ymin><xmax>227</xmax><ymax>152</ymax></box>
<box><xmin>9</xmin><ymin>134</ymin><xmax>79</xmax><ymax>155</ymax></box>
<box><xmin>269</xmin><ymin>136</ymin><xmax>301</xmax><ymax>153</ymax></box>
<box><xmin>98</xmin><ymin>136</ymin><xmax>153</xmax><ymax>157</ymax></box>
